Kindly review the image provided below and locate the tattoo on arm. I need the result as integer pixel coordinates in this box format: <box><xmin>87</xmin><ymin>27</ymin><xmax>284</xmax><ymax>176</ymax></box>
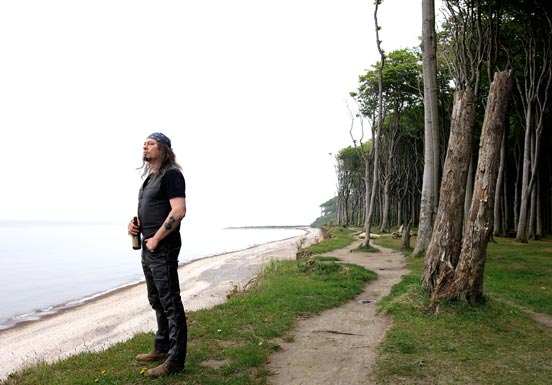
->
<box><xmin>164</xmin><ymin>216</ymin><xmax>176</xmax><ymax>231</ymax></box>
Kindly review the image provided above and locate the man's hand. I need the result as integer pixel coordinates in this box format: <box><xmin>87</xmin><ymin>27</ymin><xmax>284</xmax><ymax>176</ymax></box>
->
<box><xmin>145</xmin><ymin>238</ymin><xmax>159</xmax><ymax>253</ymax></box>
<box><xmin>128</xmin><ymin>218</ymin><xmax>140</xmax><ymax>236</ymax></box>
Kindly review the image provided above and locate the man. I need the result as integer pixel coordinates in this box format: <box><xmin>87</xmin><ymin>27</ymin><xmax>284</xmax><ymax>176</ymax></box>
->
<box><xmin>127</xmin><ymin>132</ymin><xmax>187</xmax><ymax>378</ymax></box>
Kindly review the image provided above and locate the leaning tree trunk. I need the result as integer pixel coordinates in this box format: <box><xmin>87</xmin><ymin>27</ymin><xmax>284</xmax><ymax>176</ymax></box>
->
<box><xmin>442</xmin><ymin>70</ymin><xmax>513</xmax><ymax>304</ymax></box>
<box><xmin>421</xmin><ymin>90</ymin><xmax>476</xmax><ymax>291</ymax></box>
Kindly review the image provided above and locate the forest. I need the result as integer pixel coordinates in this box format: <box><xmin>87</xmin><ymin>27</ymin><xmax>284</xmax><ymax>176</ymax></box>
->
<box><xmin>318</xmin><ymin>0</ymin><xmax>551</xmax><ymax>305</ymax></box>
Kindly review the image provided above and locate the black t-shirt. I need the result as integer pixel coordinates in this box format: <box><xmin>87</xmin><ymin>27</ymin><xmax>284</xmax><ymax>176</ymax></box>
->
<box><xmin>162</xmin><ymin>168</ymin><xmax>186</xmax><ymax>199</ymax></box>
<box><xmin>138</xmin><ymin>168</ymin><xmax>186</xmax><ymax>238</ymax></box>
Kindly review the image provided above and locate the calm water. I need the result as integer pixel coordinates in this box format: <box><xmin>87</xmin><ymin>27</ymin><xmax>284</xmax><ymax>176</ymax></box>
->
<box><xmin>0</xmin><ymin>221</ymin><xmax>305</xmax><ymax>330</ymax></box>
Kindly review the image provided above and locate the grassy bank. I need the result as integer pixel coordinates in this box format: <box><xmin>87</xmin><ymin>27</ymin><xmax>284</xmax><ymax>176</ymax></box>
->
<box><xmin>372</xmin><ymin>234</ymin><xmax>552</xmax><ymax>384</ymax></box>
<box><xmin>2</xmin><ymin>227</ymin><xmax>373</xmax><ymax>385</ymax></box>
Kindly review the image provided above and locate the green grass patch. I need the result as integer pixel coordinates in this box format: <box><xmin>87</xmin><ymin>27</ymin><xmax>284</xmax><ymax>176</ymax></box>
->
<box><xmin>301</xmin><ymin>226</ymin><xmax>357</xmax><ymax>255</ymax></box>
<box><xmin>372</xmin><ymin>236</ymin><xmax>552</xmax><ymax>384</ymax></box>
<box><xmin>3</xmin><ymin>231</ymin><xmax>375</xmax><ymax>385</ymax></box>
<box><xmin>485</xmin><ymin>237</ymin><xmax>552</xmax><ymax>316</ymax></box>
<box><xmin>373</xmin><ymin>235</ymin><xmax>403</xmax><ymax>251</ymax></box>
<box><xmin>371</xmin><ymin>232</ymin><xmax>416</xmax><ymax>256</ymax></box>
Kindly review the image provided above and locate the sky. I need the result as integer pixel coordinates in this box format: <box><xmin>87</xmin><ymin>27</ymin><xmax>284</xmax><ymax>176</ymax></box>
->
<box><xmin>0</xmin><ymin>0</ymin><xmax>436</xmax><ymax>227</ymax></box>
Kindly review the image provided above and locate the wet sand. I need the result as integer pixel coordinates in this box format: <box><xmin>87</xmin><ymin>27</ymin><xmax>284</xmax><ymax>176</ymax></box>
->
<box><xmin>0</xmin><ymin>228</ymin><xmax>319</xmax><ymax>380</ymax></box>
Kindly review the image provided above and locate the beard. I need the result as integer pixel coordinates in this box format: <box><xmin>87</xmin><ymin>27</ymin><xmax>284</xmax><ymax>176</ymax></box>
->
<box><xmin>143</xmin><ymin>154</ymin><xmax>151</xmax><ymax>162</ymax></box>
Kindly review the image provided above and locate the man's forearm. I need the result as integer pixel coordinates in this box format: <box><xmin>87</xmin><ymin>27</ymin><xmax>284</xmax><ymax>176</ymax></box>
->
<box><xmin>151</xmin><ymin>210</ymin><xmax>185</xmax><ymax>243</ymax></box>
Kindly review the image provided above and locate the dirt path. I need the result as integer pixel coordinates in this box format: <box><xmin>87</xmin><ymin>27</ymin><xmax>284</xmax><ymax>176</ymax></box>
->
<box><xmin>268</xmin><ymin>238</ymin><xmax>409</xmax><ymax>385</ymax></box>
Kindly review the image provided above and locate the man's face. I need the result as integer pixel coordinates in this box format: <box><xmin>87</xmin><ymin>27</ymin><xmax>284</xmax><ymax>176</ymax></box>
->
<box><xmin>143</xmin><ymin>138</ymin><xmax>160</xmax><ymax>162</ymax></box>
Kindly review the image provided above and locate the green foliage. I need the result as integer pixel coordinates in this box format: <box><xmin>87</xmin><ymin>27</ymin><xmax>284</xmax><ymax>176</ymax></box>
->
<box><xmin>337</xmin><ymin>144</ymin><xmax>370</xmax><ymax>165</ymax></box>
<box><xmin>311</xmin><ymin>197</ymin><xmax>338</xmax><ymax>228</ymax></box>
<box><xmin>318</xmin><ymin>196</ymin><xmax>336</xmax><ymax>213</ymax></box>
<box><xmin>310</xmin><ymin>212</ymin><xmax>335</xmax><ymax>228</ymax></box>
<box><xmin>353</xmin><ymin>48</ymin><xmax>422</xmax><ymax>118</ymax></box>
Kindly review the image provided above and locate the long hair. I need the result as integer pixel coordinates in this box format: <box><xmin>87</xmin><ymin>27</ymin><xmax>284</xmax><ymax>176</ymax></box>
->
<box><xmin>140</xmin><ymin>142</ymin><xmax>182</xmax><ymax>178</ymax></box>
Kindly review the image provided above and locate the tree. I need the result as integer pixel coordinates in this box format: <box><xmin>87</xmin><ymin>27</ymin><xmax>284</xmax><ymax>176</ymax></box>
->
<box><xmin>375</xmin><ymin>49</ymin><xmax>422</xmax><ymax>232</ymax></box>
<box><xmin>352</xmin><ymin>48</ymin><xmax>423</xmax><ymax>234</ymax></box>
<box><xmin>422</xmin><ymin>0</ymin><xmax>489</xmax><ymax>290</ymax></box>
<box><xmin>439</xmin><ymin>70</ymin><xmax>514</xmax><ymax>304</ymax></box>
<box><xmin>493</xmin><ymin>128</ymin><xmax>507</xmax><ymax>236</ymax></box>
<box><xmin>513</xmin><ymin>5</ymin><xmax>552</xmax><ymax>242</ymax></box>
<box><xmin>414</xmin><ymin>0</ymin><xmax>440</xmax><ymax>256</ymax></box>
<box><xmin>361</xmin><ymin>0</ymin><xmax>385</xmax><ymax>247</ymax></box>
<box><xmin>421</xmin><ymin>90</ymin><xmax>476</xmax><ymax>291</ymax></box>
<box><xmin>327</xmin><ymin>1</ymin><xmax>552</xmax><ymax>244</ymax></box>
<box><xmin>334</xmin><ymin>145</ymin><xmax>367</xmax><ymax>227</ymax></box>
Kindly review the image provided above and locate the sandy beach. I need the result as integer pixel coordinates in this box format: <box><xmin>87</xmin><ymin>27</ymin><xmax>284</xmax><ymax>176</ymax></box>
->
<box><xmin>0</xmin><ymin>228</ymin><xmax>320</xmax><ymax>380</ymax></box>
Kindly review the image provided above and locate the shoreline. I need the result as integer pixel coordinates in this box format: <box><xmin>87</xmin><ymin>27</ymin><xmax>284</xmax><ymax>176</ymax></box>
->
<box><xmin>0</xmin><ymin>227</ymin><xmax>319</xmax><ymax>380</ymax></box>
<box><xmin>0</xmin><ymin>227</ymin><xmax>310</xmax><ymax>333</ymax></box>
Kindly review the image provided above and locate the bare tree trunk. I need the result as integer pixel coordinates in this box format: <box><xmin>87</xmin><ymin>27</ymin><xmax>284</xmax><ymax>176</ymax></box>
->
<box><xmin>411</xmin><ymin>194</ymin><xmax>418</xmax><ymax>230</ymax></box>
<box><xmin>502</xmin><ymin>166</ymin><xmax>510</xmax><ymax>235</ymax></box>
<box><xmin>442</xmin><ymin>70</ymin><xmax>513</xmax><ymax>304</ymax></box>
<box><xmin>528</xmin><ymin>129</ymin><xmax>537</xmax><ymax>239</ymax></box>
<box><xmin>414</xmin><ymin>0</ymin><xmax>439</xmax><ymax>256</ymax></box>
<box><xmin>428</xmin><ymin>2</ymin><xmax>440</xmax><ymax>217</ymax></box>
<box><xmin>401</xmin><ymin>219</ymin><xmax>414</xmax><ymax>251</ymax></box>
<box><xmin>517</xmin><ymin>107</ymin><xmax>536</xmax><ymax>242</ymax></box>
<box><xmin>397</xmin><ymin>200</ymin><xmax>402</xmax><ymax>230</ymax></box>
<box><xmin>493</xmin><ymin>129</ymin><xmax>506</xmax><ymax>236</ymax></box>
<box><xmin>529</xmin><ymin>173</ymin><xmax>537</xmax><ymax>239</ymax></box>
<box><xmin>336</xmin><ymin>192</ymin><xmax>342</xmax><ymax>226</ymax></box>
<box><xmin>536</xmin><ymin>177</ymin><xmax>542</xmax><ymax>237</ymax></box>
<box><xmin>513</xmin><ymin>144</ymin><xmax>521</xmax><ymax>230</ymax></box>
<box><xmin>343</xmin><ymin>194</ymin><xmax>350</xmax><ymax>226</ymax></box>
<box><xmin>415</xmin><ymin>165</ymin><xmax>435</xmax><ymax>254</ymax></box>
<box><xmin>380</xmin><ymin>159</ymin><xmax>391</xmax><ymax>232</ymax></box>
<box><xmin>464</xmin><ymin>155</ymin><xmax>475</xmax><ymax>230</ymax></box>
<box><xmin>363</xmin><ymin>156</ymin><xmax>372</xmax><ymax>244</ymax></box>
<box><xmin>421</xmin><ymin>90</ymin><xmax>476</xmax><ymax>291</ymax></box>
<box><xmin>363</xmin><ymin>2</ymin><xmax>384</xmax><ymax>247</ymax></box>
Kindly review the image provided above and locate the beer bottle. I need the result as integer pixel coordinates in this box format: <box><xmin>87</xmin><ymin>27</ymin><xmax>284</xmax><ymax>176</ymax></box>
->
<box><xmin>131</xmin><ymin>216</ymin><xmax>141</xmax><ymax>250</ymax></box>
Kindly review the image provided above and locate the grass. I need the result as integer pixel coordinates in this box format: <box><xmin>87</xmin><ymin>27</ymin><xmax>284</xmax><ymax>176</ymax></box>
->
<box><xmin>484</xmin><ymin>237</ymin><xmax>552</xmax><ymax>315</ymax></box>
<box><xmin>299</xmin><ymin>226</ymin><xmax>357</xmax><ymax>255</ymax></box>
<box><xmin>2</xmin><ymin>228</ymin><xmax>375</xmax><ymax>385</ymax></box>
<box><xmin>371</xmin><ymin>234</ymin><xmax>552</xmax><ymax>385</ymax></box>
<box><xmin>4</xmin><ymin>228</ymin><xmax>552</xmax><ymax>384</ymax></box>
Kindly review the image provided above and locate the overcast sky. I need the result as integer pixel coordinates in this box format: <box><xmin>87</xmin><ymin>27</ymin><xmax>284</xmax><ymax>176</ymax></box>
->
<box><xmin>0</xmin><ymin>1</ymin><xmax>438</xmax><ymax>227</ymax></box>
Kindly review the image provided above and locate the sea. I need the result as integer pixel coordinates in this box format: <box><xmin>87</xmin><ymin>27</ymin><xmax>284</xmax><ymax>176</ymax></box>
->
<box><xmin>0</xmin><ymin>220</ymin><xmax>306</xmax><ymax>330</ymax></box>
